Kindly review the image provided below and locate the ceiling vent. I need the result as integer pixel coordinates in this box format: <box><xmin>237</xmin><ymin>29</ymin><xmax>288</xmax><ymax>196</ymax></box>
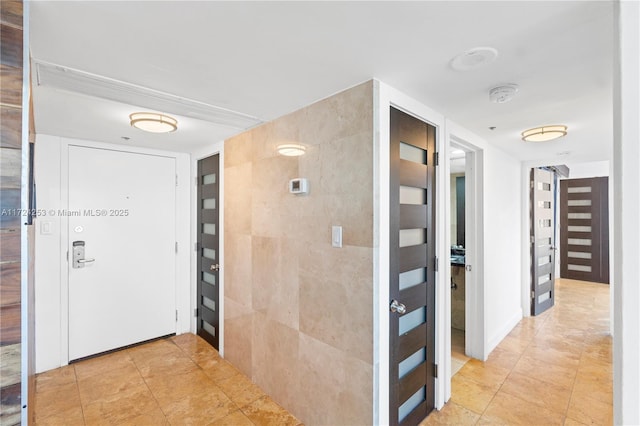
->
<box><xmin>34</xmin><ymin>60</ymin><xmax>263</xmax><ymax>130</ymax></box>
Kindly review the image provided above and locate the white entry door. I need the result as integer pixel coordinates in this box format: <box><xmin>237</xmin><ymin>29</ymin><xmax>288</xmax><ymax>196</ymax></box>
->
<box><xmin>68</xmin><ymin>146</ymin><xmax>176</xmax><ymax>360</ymax></box>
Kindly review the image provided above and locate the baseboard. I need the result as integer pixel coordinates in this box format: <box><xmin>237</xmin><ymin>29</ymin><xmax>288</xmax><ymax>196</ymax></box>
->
<box><xmin>486</xmin><ymin>308</ymin><xmax>523</xmax><ymax>356</ymax></box>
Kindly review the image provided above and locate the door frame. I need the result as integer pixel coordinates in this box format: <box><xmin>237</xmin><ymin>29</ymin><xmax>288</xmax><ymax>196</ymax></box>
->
<box><xmin>33</xmin><ymin>136</ymin><xmax>190</xmax><ymax>370</ymax></box>
<box><xmin>191</xmin><ymin>142</ymin><xmax>225</xmax><ymax>354</ymax></box>
<box><xmin>374</xmin><ymin>82</ymin><xmax>447</xmax><ymax>424</ymax></box>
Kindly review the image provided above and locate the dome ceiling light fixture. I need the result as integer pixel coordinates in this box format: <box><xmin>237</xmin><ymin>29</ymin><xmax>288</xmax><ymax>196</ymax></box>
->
<box><xmin>277</xmin><ymin>144</ymin><xmax>306</xmax><ymax>156</ymax></box>
<box><xmin>450</xmin><ymin>47</ymin><xmax>498</xmax><ymax>71</ymax></box>
<box><xmin>129</xmin><ymin>112</ymin><xmax>178</xmax><ymax>133</ymax></box>
<box><xmin>521</xmin><ymin>125</ymin><xmax>568</xmax><ymax>142</ymax></box>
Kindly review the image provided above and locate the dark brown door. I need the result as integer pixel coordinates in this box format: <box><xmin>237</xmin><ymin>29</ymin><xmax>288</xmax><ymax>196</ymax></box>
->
<box><xmin>560</xmin><ymin>177</ymin><xmax>609</xmax><ymax>284</ymax></box>
<box><xmin>197</xmin><ymin>154</ymin><xmax>220</xmax><ymax>348</ymax></box>
<box><xmin>389</xmin><ymin>107</ymin><xmax>436</xmax><ymax>425</ymax></box>
<box><xmin>530</xmin><ymin>168</ymin><xmax>556</xmax><ymax>316</ymax></box>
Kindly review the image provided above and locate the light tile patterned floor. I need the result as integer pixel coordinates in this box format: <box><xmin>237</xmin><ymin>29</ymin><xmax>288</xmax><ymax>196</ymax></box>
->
<box><xmin>422</xmin><ymin>278</ymin><xmax>612</xmax><ymax>425</ymax></box>
<box><xmin>34</xmin><ymin>334</ymin><xmax>302</xmax><ymax>425</ymax></box>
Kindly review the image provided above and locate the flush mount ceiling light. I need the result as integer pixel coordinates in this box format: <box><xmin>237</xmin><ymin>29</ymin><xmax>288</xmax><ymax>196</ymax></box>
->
<box><xmin>450</xmin><ymin>47</ymin><xmax>498</xmax><ymax>71</ymax></box>
<box><xmin>129</xmin><ymin>112</ymin><xmax>178</xmax><ymax>133</ymax></box>
<box><xmin>277</xmin><ymin>144</ymin><xmax>306</xmax><ymax>156</ymax></box>
<box><xmin>521</xmin><ymin>125</ymin><xmax>568</xmax><ymax>142</ymax></box>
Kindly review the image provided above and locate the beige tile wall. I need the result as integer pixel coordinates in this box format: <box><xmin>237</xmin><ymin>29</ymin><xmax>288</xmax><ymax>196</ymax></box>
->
<box><xmin>224</xmin><ymin>81</ymin><xmax>374</xmax><ymax>425</ymax></box>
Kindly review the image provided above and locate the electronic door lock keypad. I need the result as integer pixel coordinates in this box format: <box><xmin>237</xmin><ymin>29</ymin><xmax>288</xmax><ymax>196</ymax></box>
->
<box><xmin>72</xmin><ymin>241</ymin><xmax>95</xmax><ymax>269</ymax></box>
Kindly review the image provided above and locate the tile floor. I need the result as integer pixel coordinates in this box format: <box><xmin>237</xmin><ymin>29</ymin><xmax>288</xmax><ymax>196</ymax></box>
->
<box><xmin>422</xmin><ymin>278</ymin><xmax>612</xmax><ymax>425</ymax></box>
<box><xmin>34</xmin><ymin>278</ymin><xmax>611</xmax><ymax>426</ymax></box>
<box><xmin>451</xmin><ymin>328</ymin><xmax>470</xmax><ymax>377</ymax></box>
<box><xmin>34</xmin><ymin>334</ymin><xmax>302</xmax><ymax>425</ymax></box>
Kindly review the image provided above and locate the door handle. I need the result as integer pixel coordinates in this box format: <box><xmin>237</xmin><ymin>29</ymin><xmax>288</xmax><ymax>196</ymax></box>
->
<box><xmin>390</xmin><ymin>299</ymin><xmax>407</xmax><ymax>315</ymax></box>
<box><xmin>210</xmin><ymin>264</ymin><xmax>220</xmax><ymax>271</ymax></box>
<box><xmin>72</xmin><ymin>241</ymin><xmax>95</xmax><ymax>269</ymax></box>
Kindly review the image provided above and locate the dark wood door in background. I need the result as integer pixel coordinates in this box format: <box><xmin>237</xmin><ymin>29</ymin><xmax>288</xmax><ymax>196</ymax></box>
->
<box><xmin>389</xmin><ymin>107</ymin><xmax>436</xmax><ymax>425</ymax></box>
<box><xmin>197</xmin><ymin>154</ymin><xmax>220</xmax><ymax>348</ymax></box>
<box><xmin>560</xmin><ymin>177</ymin><xmax>609</xmax><ymax>284</ymax></box>
<box><xmin>530</xmin><ymin>168</ymin><xmax>556</xmax><ymax>316</ymax></box>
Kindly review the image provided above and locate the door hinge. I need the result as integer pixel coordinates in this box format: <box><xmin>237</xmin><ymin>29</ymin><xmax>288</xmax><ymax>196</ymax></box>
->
<box><xmin>531</xmin><ymin>290</ymin><xmax>535</xmax><ymax>299</ymax></box>
<box><xmin>175</xmin><ymin>242</ymin><xmax>178</xmax><ymax>253</ymax></box>
<box><xmin>175</xmin><ymin>310</ymin><xmax>178</xmax><ymax>322</ymax></box>
<box><xmin>175</xmin><ymin>175</ymin><xmax>178</xmax><ymax>186</ymax></box>
<box><xmin>434</xmin><ymin>152</ymin><xmax>439</xmax><ymax>166</ymax></box>
<box><xmin>530</xmin><ymin>180</ymin><xmax>534</xmax><ymax>189</ymax></box>
<box><xmin>433</xmin><ymin>363</ymin><xmax>438</xmax><ymax>378</ymax></box>
<box><xmin>530</xmin><ymin>236</ymin><xmax>535</xmax><ymax>244</ymax></box>
<box><xmin>194</xmin><ymin>242</ymin><xmax>200</xmax><ymax>252</ymax></box>
<box><xmin>434</xmin><ymin>256</ymin><xmax>438</xmax><ymax>272</ymax></box>
<box><xmin>66</xmin><ymin>251</ymin><xmax>69</xmax><ymax>262</ymax></box>
<box><xmin>194</xmin><ymin>308</ymin><xmax>199</xmax><ymax>318</ymax></box>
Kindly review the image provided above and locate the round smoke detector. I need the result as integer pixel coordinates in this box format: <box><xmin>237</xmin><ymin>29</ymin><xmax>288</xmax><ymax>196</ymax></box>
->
<box><xmin>489</xmin><ymin>84</ymin><xmax>519</xmax><ymax>103</ymax></box>
<box><xmin>450</xmin><ymin>47</ymin><xmax>498</xmax><ymax>71</ymax></box>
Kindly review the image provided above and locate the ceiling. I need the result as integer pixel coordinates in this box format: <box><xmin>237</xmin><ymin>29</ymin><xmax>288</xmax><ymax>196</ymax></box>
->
<box><xmin>29</xmin><ymin>1</ymin><xmax>614</xmax><ymax>162</ymax></box>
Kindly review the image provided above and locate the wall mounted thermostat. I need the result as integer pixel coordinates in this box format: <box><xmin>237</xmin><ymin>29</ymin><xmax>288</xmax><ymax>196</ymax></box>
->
<box><xmin>289</xmin><ymin>178</ymin><xmax>309</xmax><ymax>195</ymax></box>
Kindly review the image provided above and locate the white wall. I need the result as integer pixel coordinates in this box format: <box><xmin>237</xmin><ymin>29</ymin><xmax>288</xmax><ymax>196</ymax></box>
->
<box><xmin>34</xmin><ymin>135</ymin><xmax>191</xmax><ymax>373</ymax></box>
<box><xmin>613</xmin><ymin>1</ymin><xmax>640</xmax><ymax>423</ymax></box>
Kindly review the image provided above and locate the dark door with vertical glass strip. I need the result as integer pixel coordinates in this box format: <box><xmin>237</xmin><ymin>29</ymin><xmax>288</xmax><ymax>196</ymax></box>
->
<box><xmin>530</xmin><ymin>168</ymin><xmax>556</xmax><ymax>316</ymax></box>
<box><xmin>560</xmin><ymin>177</ymin><xmax>609</xmax><ymax>284</ymax></box>
<box><xmin>389</xmin><ymin>107</ymin><xmax>436</xmax><ymax>425</ymax></box>
<box><xmin>197</xmin><ymin>154</ymin><xmax>220</xmax><ymax>348</ymax></box>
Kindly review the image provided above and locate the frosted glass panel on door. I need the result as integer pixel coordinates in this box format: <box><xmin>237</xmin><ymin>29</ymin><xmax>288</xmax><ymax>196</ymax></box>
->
<box><xmin>399</xmin><ymin>347</ymin><xmax>426</xmax><ymax>378</ymax></box>
<box><xmin>203</xmin><ymin>198</ymin><xmax>216</xmax><ymax>209</ymax></box>
<box><xmin>568</xmin><ymin>251</ymin><xmax>591</xmax><ymax>259</ymax></box>
<box><xmin>203</xmin><ymin>223</ymin><xmax>216</xmax><ymax>235</ymax></box>
<box><xmin>203</xmin><ymin>174</ymin><xmax>216</xmax><ymax>185</ymax></box>
<box><xmin>399</xmin><ymin>142</ymin><xmax>426</xmax><ymax>164</ymax></box>
<box><xmin>568</xmin><ymin>226</ymin><xmax>592</xmax><ymax>232</ymax></box>
<box><xmin>538</xmin><ymin>292</ymin><xmax>551</xmax><ymax>303</ymax></box>
<box><xmin>399</xmin><ymin>268</ymin><xmax>426</xmax><ymax>291</ymax></box>
<box><xmin>399</xmin><ymin>186</ymin><xmax>426</xmax><ymax>205</ymax></box>
<box><xmin>202</xmin><ymin>322</ymin><xmax>216</xmax><ymax>337</ymax></box>
<box><xmin>399</xmin><ymin>229</ymin><xmax>426</xmax><ymax>247</ymax></box>
<box><xmin>568</xmin><ymin>186</ymin><xmax>591</xmax><ymax>193</ymax></box>
<box><xmin>568</xmin><ymin>212</ymin><xmax>591</xmax><ymax>219</ymax></box>
<box><xmin>568</xmin><ymin>264</ymin><xmax>592</xmax><ymax>272</ymax></box>
<box><xmin>399</xmin><ymin>306</ymin><xmax>426</xmax><ymax>335</ymax></box>
<box><xmin>203</xmin><ymin>296</ymin><xmax>216</xmax><ymax>311</ymax></box>
<box><xmin>203</xmin><ymin>248</ymin><xmax>216</xmax><ymax>260</ymax></box>
<box><xmin>568</xmin><ymin>238</ymin><xmax>591</xmax><ymax>246</ymax></box>
<box><xmin>568</xmin><ymin>199</ymin><xmax>592</xmax><ymax>207</ymax></box>
<box><xmin>202</xmin><ymin>272</ymin><xmax>216</xmax><ymax>285</ymax></box>
<box><xmin>398</xmin><ymin>386</ymin><xmax>426</xmax><ymax>423</ymax></box>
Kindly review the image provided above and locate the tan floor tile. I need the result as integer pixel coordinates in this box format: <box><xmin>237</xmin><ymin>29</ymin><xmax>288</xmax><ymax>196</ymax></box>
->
<box><xmin>162</xmin><ymin>385</ymin><xmax>239</xmax><ymax>425</ymax></box>
<box><xmin>77</xmin><ymin>363</ymin><xmax>145</xmax><ymax>405</ymax></box>
<box><xmin>210</xmin><ymin>409</ymin><xmax>255</xmax><ymax>426</ymax></box>
<box><xmin>479</xmin><ymin>391</ymin><xmax>564</xmax><ymax>425</ymax></box>
<box><xmin>456</xmin><ymin>359</ymin><xmax>511</xmax><ymax>389</ymax></box>
<box><xmin>117</xmin><ymin>407</ymin><xmax>169</xmax><ymax>425</ymax></box>
<box><xmin>73</xmin><ymin>350</ymin><xmax>136</xmax><ymax>381</ymax></box>
<box><xmin>484</xmin><ymin>347</ymin><xmax>522</xmax><ymax>370</ymax></box>
<box><xmin>419</xmin><ymin>401</ymin><xmax>480</xmax><ymax>425</ymax></box>
<box><xmin>127</xmin><ymin>338</ymin><xmax>183</xmax><ymax>363</ymax></box>
<box><xmin>571</xmin><ymin>375</ymin><xmax>613</xmax><ymax>406</ymax></box>
<box><xmin>567</xmin><ymin>393</ymin><xmax>613</xmax><ymax>426</ymax></box>
<box><xmin>450</xmin><ymin>373</ymin><xmax>500</xmax><ymax>414</ymax></box>
<box><xmin>34</xmin><ymin>406</ymin><xmax>85</xmax><ymax>426</ymax></box>
<box><xmin>563</xmin><ymin>417</ymin><xmax>590</xmax><ymax>426</ymax></box>
<box><xmin>500</xmin><ymin>371</ymin><xmax>572</xmax><ymax>415</ymax></box>
<box><xmin>217</xmin><ymin>373</ymin><xmax>266</xmax><ymax>408</ymax></box>
<box><xmin>201</xmin><ymin>357</ymin><xmax>241</xmax><ymax>382</ymax></box>
<box><xmin>34</xmin><ymin>382</ymin><xmax>82</xmax><ymax>421</ymax></box>
<box><xmin>144</xmin><ymin>368</ymin><xmax>214</xmax><ymax>406</ymax></box>
<box><xmin>512</xmin><ymin>355</ymin><xmax>577</xmax><ymax>388</ymax></box>
<box><xmin>496</xmin><ymin>335</ymin><xmax>531</xmax><ymax>355</ymax></box>
<box><xmin>241</xmin><ymin>396</ymin><xmax>302</xmax><ymax>426</ymax></box>
<box><xmin>35</xmin><ymin>365</ymin><xmax>77</xmax><ymax>394</ymax></box>
<box><xmin>81</xmin><ymin>383</ymin><xmax>160</xmax><ymax>425</ymax></box>
<box><xmin>134</xmin><ymin>349</ymin><xmax>200</xmax><ymax>379</ymax></box>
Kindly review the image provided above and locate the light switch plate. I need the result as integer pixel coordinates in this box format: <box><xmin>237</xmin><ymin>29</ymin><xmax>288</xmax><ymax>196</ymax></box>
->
<box><xmin>332</xmin><ymin>225</ymin><xmax>342</xmax><ymax>248</ymax></box>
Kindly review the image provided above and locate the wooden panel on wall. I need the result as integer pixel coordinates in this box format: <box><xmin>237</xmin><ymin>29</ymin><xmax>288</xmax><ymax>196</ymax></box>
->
<box><xmin>0</xmin><ymin>304</ymin><xmax>20</xmax><ymax>345</ymax></box>
<box><xmin>0</xmin><ymin>65</ymin><xmax>22</xmax><ymax>106</ymax></box>
<box><xmin>0</xmin><ymin>230</ymin><xmax>20</xmax><ymax>262</ymax></box>
<box><xmin>0</xmin><ymin>148</ymin><xmax>21</xmax><ymax>189</ymax></box>
<box><xmin>0</xmin><ymin>25</ymin><xmax>22</xmax><ymax>67</ymax></box>
<box><xmin>0</xmin><ymin>262</ymin><xmax>20</xmax><ymax>306</ymax></box>
<box><xmin>0</xmin><ymin>189</ymin><xmax>20</xmax><ymax>228</ymax></box>
<box><xmin>0</xmin><ymin>1</ymin><xmax>23</xmax><ymax>28</ymax></box>
<box><xmin>0</xmin><ymin>106</ymin><xmax>21</xmax><ymax>148</ymax></box>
